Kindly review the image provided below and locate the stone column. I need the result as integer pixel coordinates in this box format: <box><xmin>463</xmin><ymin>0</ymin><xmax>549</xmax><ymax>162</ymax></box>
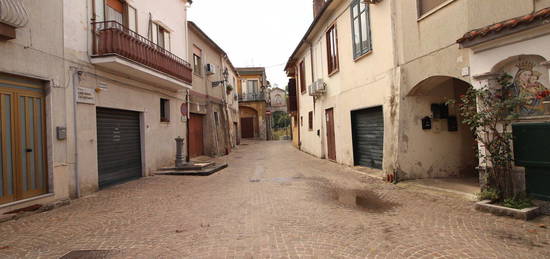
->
<box><xmin>175</xmin><ymin>137</ymin><xmax>186</xmax><ymax>168</ymax></box>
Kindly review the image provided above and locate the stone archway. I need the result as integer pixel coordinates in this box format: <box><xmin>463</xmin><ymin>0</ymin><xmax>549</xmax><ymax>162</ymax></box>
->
<box><xmin>402</xmin><ymin>76</ymin><xmax>478</xmax><ymax>179</ymax></box>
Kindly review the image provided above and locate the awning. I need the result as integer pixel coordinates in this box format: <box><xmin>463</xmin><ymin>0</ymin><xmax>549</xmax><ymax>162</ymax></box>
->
<box><xmin>0</xmin><ymin>0</ymin><xmax>29</xmax><ymax>28</ymax></box>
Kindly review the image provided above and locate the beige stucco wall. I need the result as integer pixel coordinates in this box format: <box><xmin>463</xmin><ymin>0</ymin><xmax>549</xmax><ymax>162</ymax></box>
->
<box><xmin>293</xmin><ymin>0</ymin><xmax>399</xmax><ymax>172</ymax></box>
<box><xmin>393</xmin><ymin>0</ymin><xmax>540</xmax><ymax>180</ymax></box>
<box><xmin>62</xmin><ymin>0</ymin><xmax>191</xmax><ymax>195</ymax></box>
<box><xmin>188</xmin><ymin>24</ymin><xmax>237</xmax><ymax>156</ymax></box>
<box><xmin>0</xmin><ymin>0</ymin><xmax>71</xmax><ymax>212</ymax></box>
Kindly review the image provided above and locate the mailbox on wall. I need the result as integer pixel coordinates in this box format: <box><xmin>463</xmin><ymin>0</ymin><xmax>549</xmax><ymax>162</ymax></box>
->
<box><xmin>421</xmin><ymin>116</ymin><xmax>432</xmax><ymax>130</ymax></box>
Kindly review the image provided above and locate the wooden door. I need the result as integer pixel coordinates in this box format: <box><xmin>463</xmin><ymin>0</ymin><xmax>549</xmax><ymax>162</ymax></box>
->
<box><xmin>325</xmin><ymin>108</ymin><xmax>336</xmax><ymax>161</ymax></box>
<box><xmin>0</xmin><ymin>74</ymin><xmax>47</xmax><ymax>205</ymax></box>
<box><xmin>234</xmin><ymin>122</ymin><xmax>239</xmax><ymax>145</ymax></box>
<box><xmin>241</xmin><ymin>117</ymin><xmax>254</xmax><ymax>138</ymax></box>
<box><xmin>189</xmin><ymin>114</ymin><xmax>204</xmax><ymax>158</ymax></box>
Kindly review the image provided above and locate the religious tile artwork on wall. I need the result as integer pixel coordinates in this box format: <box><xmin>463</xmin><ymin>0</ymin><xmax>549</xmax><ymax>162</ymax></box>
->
<box><xmin>500</xmin><ymin>57</ymin><xmax>550</xmax><ymax>117</ymax></box>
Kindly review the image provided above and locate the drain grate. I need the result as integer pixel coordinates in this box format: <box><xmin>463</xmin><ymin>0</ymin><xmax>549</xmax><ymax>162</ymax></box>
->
<box><xmin>60</xmin><ymin>250</ymin><xmax>116</xmax><ymax>259</ymax></box>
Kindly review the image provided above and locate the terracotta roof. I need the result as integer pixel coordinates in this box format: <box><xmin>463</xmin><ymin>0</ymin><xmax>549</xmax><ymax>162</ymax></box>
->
<box><xmin>457</xmin><ymin>7</ymin><xmax>550</xmax><ymax>44</ymax></box>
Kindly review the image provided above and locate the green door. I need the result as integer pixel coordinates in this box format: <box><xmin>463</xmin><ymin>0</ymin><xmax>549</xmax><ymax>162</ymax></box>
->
<box><xmin>513</xmin><ymin>123</ymin><xmax>550</xmax><ymax>201</ymax></box>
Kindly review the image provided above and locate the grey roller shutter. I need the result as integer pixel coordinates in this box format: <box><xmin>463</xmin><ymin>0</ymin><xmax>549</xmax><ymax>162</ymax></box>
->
<box><xmin>96</xmin><ymin>107</ymin><xmax>142</xmax><ymax>188</ymax></box>
<box><xmin>351</xmin><ymin>106</ymin><xmax>384</xmax><ymax>169</ymax></box>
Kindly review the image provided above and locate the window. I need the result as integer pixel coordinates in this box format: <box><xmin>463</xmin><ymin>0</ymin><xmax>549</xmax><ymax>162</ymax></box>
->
<box><xmin>105</xmin><ymin>0</ymin><xmax>123</xmax><ymax>24</ymax></box>
<box><xmin>300</xmin><ymin>116</ymin><xmax>304</xmax><ymax>127</ymax></box>
<box><xmin>126</xmin><ymin>5</ymin><xmax>137</xmax><ymax>31</ymax></box>
<box><xmin>308</xmin><ymin>111</ymin><xmax>313</xmax><ymax>130</ymax></box>
<box><xmin>193</xmin><ymin>55</ymin><xmax>202</xmax><ymax>76</ymax></box>
<box><xmin>150</xmin><ymin>23</ymin><xmax>170</xmax><ymax>50</ymax></box>
<box><xmin>247</xmin><ymin>80</ymin><xmax>259</xmax><ymax>94</ymax></box>
<box><xmin>299</xmin><ymin>60</ymin><xmax>306</xmax><ymax>93</ymax></box>
<box><xmin>160</xmin><ymin>98</ymin><xmax>170</xmax><ymax>122</ymax></box>
<box><xmin>192</xmin><ymin>46</ymin><xmax>202</xmax><ymax>76</ymax></box>
<box><xmin>417</xmin><ymin>0</ymin><xmax>448</xmax><ymax>17</ymax></box>
<box><xmin>214</xmin><ymin>112</ymin><xmax>219</xmax><ymax>126</ymax></box>
<box><xmin>351</xmin><ymin>0</ymin><xmax>372</xmax><ymax>58</ymax></box>
<box><xmin>326</xmin><ymin>24</ymin><xmax>339</xmax><ymax>75</ymax></box>
<box><xmin>94</xmin><ymin>1</ymin><xmax>137</xmax><ymax>30</ymax></box>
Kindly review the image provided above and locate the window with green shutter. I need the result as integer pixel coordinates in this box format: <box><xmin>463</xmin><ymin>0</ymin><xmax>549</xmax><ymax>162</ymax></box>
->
<box><xmin>350</xmin><ymin>0</ymin><xmax>372</xmax><ymax>59</ymax></box>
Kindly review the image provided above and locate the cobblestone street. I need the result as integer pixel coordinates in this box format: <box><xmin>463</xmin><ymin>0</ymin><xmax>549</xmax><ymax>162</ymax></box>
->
<box><xmin>1</xmin><ymin>140</ymin><xmax>549</xmax><ymax>258</ymax></box>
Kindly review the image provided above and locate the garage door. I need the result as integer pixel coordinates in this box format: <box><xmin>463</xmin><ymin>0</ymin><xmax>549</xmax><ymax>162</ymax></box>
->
<box><xmin>189</xmin><ymin>113</ymin><xmax>204</xmax><ymax>158</ymax></box>
<box><xmin>97</xmin><ymin>108</ymin><xmax>142</xmax><ymax>188</ymax></box>
<box><xmin>351</xmin><ymin>107</ymin><xmax>384</xmax><ymax>169</ymax></box>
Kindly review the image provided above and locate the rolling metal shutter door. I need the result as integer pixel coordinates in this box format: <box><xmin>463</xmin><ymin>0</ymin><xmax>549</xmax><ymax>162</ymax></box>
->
<box><xmin>97</xmin><ymin>108</ymin><xmax>141</xmax><ymax>188</ymax></box>
<box><xmin>352</xmin><ymin>107</ymin><xmax>384</xmax><ymax>169</ymax></box>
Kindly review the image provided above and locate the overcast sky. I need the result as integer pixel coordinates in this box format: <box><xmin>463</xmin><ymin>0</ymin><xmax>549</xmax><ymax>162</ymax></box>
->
<box><xmin>188</xmin><ymin>0</ymin><xmax>313</xmax><ymax>89</ymax></box>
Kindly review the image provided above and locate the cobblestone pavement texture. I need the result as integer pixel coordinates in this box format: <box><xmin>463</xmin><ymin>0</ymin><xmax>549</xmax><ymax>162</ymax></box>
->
<box><xmin>1</xmin><ymin>140</ymin><xmax>549</xmax><ymax>259</ymax></box>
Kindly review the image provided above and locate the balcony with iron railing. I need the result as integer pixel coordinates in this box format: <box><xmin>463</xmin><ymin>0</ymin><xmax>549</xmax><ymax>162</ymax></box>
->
<box><xmin>239</xmin><ymin>92</ymin><xmax>267</xmax><ymax>102</ymax></box>
<box><xmin>91</xmin><ymin>21</ymin><xmax>192</xmax><ymax>90</ymax></box>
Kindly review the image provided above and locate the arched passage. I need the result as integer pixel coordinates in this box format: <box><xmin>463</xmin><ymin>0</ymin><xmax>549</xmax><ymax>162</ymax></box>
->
<box><xmin>401</xmin><ymin>76</ymin><xmax>478</xmax><ymax>180</ymax></box>
<box><xmin>239</xmin><ymin>106</ymin><xmax>259</xmax><ymax>139</ymax></box>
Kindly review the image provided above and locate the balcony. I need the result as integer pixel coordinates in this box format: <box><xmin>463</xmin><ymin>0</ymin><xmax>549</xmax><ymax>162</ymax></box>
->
<box><xmin>239</xmin><ymin>92</ymin><xmax>266</xmax><ymax>102</ymax></box>
<box><xmin>91</xmin><ymin>21</ymin><xmax>192</xmax><ymax>91</ymax></box>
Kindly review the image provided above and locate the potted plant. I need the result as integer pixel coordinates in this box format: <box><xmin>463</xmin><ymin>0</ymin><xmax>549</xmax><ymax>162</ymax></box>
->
<box><xmin>226</xmin><ymin>84</ymin><xmax>233</xmax><ymax>95</ymax></box>
<box><xmin>448</xmin><ymin>74</ymin><xmax>540</xmax><ymax>220</ymax></box>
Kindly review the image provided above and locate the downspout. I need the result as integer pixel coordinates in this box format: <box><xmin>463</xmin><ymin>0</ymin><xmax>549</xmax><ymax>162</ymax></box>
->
<box><xmin>186</xmin><ymin>89</ymin><xmax>190</xmax><ymax>162</ymax></box>
<box><xmin>71</xmin><ymin>68</ymin><xmax>81</xmax><ymax>198</ymax></box>
<box><xmin>220</xmin><ymin>54</ymin><xmax>231</xmax><ymax>154</ymax></box>
<box><xmin>389</xmin><ymin>0</ymin><xmax>401</xmax><ymax>184</ymax></box>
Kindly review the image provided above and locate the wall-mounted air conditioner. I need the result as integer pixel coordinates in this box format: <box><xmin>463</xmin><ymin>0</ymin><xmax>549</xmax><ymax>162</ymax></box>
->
<box><xmin>205</xmin><ymin>64</ymin><xmax>216</xmax><ymax>75</ymax></box>
<box><xmin>309</xmin><ymin>79</ymin><xmax>327</xmax><ymax>96</ymax></box>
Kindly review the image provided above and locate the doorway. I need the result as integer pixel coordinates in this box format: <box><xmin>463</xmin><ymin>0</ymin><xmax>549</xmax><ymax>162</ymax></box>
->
<box><xmin>325</xmin><ymin>108</ymin><xmax>336</xmax><ymax>161</ymax></box>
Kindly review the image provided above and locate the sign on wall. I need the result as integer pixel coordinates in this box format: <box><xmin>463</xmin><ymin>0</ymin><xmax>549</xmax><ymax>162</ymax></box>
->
<box><xmin>77</xmin><ymin>87</ymin><xmax>96</xmax><ymax>104</ymax></box>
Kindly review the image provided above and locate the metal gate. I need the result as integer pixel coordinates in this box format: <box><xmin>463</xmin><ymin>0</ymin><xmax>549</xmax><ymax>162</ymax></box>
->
<box><xmin>351</xmin><ymin>106</ymin><xmax>384</xmax><ymax>169</ymax></box>
<box><xmin>96</xmin><ymin>107</ymin><xmax>142</xmax><ymax>188</ymax></box>
<box><xmin>0</xmin><ymin>73</ymin><xmax>47</xmax><ymax>205</ymax></box>
<box><xmin>513</xmin><ymin>123</ymin><xmax>550</xmax><ymax>201</ymax></box>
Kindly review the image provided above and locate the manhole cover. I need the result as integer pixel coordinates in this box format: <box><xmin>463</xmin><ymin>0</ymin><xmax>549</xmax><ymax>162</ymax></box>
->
<box><xmin>60</xmin><ymin>250</ymin><xmax>116</xmax><ymax>259</ymax></box>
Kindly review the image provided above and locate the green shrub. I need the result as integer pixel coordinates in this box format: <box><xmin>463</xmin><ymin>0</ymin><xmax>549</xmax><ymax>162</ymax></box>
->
<box><xmin>476</xmin><ymin>188</ymin><xmax>500</xmax><ymax>201</ymax></box>
<box><xmin>502</xmin><ymin>195</ymin><xmax>534</xmax><ymax>210</ymax></box>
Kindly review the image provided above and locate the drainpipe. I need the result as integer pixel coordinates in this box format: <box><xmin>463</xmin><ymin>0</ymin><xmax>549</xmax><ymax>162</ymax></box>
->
<box><xmin>186</xmin><ymin>89</ymin><xmax>190</xmax><ymax>162</ymax></box>
<box><xmin>71</xmin><ymin>68</ymin><xmax>81</xmax><ymax>198</ymax></box>
<box><xmin>220</xmin><ymin>54</ymin><xmax>231</xmax><ymax>154</ymax></box>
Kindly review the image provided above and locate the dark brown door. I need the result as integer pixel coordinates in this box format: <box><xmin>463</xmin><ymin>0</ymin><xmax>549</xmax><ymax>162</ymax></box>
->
<box><xmin>326</xmin><ymin>108</ymin><xmax>336</xmax><ymax>161</ymax></box>
<box><xmin>234</xmin><ymin>122</ymin><xmax>239</xmax><ymax>145</ymax></box>
<box><xmin>241</xmin><ymin>117</ymin><xmax>254</xmax><ymax>138</ymax></box>
<box><xmin>189</xmin><ymin>113</ymin><xmax>204</xmax><ymax>158</ymax></box>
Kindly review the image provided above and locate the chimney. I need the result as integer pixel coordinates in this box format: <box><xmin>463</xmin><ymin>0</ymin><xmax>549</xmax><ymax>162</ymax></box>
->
<box><xmin>313</xmin><ymin>0</ymin><xmax>326</xmax><ymax>18</ymax></box>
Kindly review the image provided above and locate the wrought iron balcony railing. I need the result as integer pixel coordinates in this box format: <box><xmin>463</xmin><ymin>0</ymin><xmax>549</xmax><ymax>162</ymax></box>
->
<box><xmin>239</xmin><ymin>92</ymin><xmax>266</xmax><ymax>102</ymax></box>
<box><xmin>91</xmin><ymin>21</ymin><xmax>192</xmax><ymax>84</ymax></box>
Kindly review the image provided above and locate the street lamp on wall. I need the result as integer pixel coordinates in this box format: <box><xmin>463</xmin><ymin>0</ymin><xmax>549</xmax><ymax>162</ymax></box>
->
<box><xmin>212</xmin><ymin>68</ymin><xmax>229</xmax><ymax>87</ymax></box>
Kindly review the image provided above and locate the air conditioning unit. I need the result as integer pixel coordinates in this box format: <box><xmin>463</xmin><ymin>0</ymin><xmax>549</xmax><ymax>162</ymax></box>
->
<box><xmin>314</xmin><ymin>79</ymin><xmax>327</xmax><ymax>93</ymax></box>
<box><xmin>205</xmin><ymin>64</ymin><xmax>216</xmax><ymax>75</ymax></box>
<box><xmin>308</xmin><ymin>79</ymin><xmax>327</xmax><ymax>96</ymax></box>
